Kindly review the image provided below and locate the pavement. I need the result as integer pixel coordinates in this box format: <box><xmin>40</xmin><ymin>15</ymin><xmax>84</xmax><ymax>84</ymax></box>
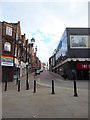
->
<box><xmin>1</xmin><ymin>72</ymin><xmax>89</xmax><ymax>119</ymax></box>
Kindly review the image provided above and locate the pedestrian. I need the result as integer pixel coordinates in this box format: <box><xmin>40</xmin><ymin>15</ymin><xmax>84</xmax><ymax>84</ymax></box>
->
<box><xmin>71</xmin><ymin>70</ymin><xmax>77</xmax><ymax>80</ymax></box>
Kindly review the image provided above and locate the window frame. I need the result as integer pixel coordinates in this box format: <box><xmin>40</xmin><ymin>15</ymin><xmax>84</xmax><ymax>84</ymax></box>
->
<box><xmin>6</xmin><ymin>26</ymin><xmax>13</xmax><ymax>36</ymax></box>
<box><xmin>4</xmin><ymin>42</ymin><xmax>11</xmax><ymax>52</ymax></box>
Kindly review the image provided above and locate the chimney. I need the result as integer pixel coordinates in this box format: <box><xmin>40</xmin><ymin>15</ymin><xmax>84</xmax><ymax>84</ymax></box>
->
<box><xmin>18</xmin><ymin>21</ymin><xmax>20</xmax><ymax>24</ymax></box>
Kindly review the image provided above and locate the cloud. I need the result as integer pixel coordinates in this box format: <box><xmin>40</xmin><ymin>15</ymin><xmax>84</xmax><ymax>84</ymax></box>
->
<box><xmin>29</xmin><ymin>29</ymin><xmax>60</xmax><ymax>63</ymax></box>
<box><xmin>1</xmin><ymin>1</ymin><xmax>88</xmax><ymax>63</ymax></box>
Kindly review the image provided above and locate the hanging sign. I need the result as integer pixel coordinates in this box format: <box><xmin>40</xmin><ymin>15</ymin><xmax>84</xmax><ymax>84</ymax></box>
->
<box><xmin>1</xmin><ymin>55</ymin><xmax>14</xmax><ymax>66</ymax></box>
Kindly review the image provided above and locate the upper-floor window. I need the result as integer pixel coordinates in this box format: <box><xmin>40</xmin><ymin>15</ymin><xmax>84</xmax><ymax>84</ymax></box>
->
<box><xmin>70</xmin><ymin>35</ymin><xmax>89</xmax><ymax>48</ymax></box>
<box><xmin>4</xmin><ymin>42</ymin><xmax>11</xmax><ymax>52</ymax></box>
<box><xmin>14</xmin><ymin>46</ymin><xmax>17</xmax><ymax>57</ymax></box>
<box><xmin>16</xmin><ymin>33</ymin><xmax>18</xmax><ymax>40</ymax></box>
<box><xmin>6</xmin><ymin>26</ymin><xmax>12</xmax><ymax>36</ymax></box>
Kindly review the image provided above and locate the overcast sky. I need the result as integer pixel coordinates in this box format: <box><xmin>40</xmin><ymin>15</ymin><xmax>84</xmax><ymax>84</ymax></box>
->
<box><xmin>0</xmin><ymin>0</ymin><xmax>89</xmax><ymax>63</ymax></box>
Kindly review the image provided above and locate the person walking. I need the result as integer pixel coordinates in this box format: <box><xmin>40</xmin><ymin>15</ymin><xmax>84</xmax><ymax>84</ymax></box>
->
<box><xmin>71</xmin><ymin>70</ymin><xmax>77</xmax><ymax>80</ymax></box>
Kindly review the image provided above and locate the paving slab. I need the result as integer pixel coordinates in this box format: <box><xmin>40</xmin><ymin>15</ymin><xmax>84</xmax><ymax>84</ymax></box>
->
<box><xmin>1</xmin><ymin>74</ymin><xmax>88</xmax><ymax>119</ymax></box>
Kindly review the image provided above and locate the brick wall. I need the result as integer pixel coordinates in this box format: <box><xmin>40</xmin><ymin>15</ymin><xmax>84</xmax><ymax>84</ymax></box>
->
<box><xmin>0</xmin><ymin>22</ymin><xmax>2</xmax><ymax>81</ymax></box>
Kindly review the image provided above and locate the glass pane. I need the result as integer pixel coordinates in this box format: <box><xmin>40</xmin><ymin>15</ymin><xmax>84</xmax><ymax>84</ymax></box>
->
<box><xmin>4</xmin><ymin>42</ymin><xmax>11</xmax><ymax>51</ymax></box>
<box><xmin>6</xmin><ymin>26</ymin><xmax>12</xmax><ymax>36</ymax></box>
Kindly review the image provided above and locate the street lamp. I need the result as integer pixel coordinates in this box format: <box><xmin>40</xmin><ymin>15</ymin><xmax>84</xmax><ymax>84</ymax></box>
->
<box><xmin>17</xmin><ymin>40</ymin><xmax>22</xmax><ymax>91</ymax></box>
<box><xmin>25</xmin><ymin>38</ymin><xmax>36</xmax><ymax>89</ymax></box>
<box><xmin>18</xmin><ymin>40</ymin><xmax>22</xmax><ymax>77</ymax></box>
<box><xmin>35</xmin><ymin>45</ymin><xmax>37</xmax><ymax>52</ymax></box>
<box><xmin>31</xmin><ymin>37</ymin><xmax>35</xmax><ymax>43</ymax></box>
<box><xmin>16</xmin><ymin>40</ymin><xmax>22</xmax><ymax>85</ymax></box>
<box><xmin>35</xmin><ymin>45</ymin><xmax>37</xmax><ymax>72</ymax></box>
<box><xmin>26</xmin><ymin>39</ymin><xmax>29</xmax><ymax>90</ymax></box>
<box><xmin>31</xmin><ymin>38</ymin><xmax>35</xmax><ymax>72</ymax></box>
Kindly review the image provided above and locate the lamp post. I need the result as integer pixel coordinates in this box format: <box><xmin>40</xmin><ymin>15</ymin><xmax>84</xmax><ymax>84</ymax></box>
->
<box><xmin>18</xmin><ymin>40</ymin><xmax>22</xmax><ymax>77</ymax></box>
<box><xmin>16</xmin><ymin>40</ymin><xmax>22</xmax><ymax>85</ymax></box>
<box><xmin>31</xmin><ymin>37</ymin><xmax>35</xmax><ymax>44</ymax></box>
<box><xmin>31</xmin><ymin>38</ymin><xmax>35</xmax><ymax>72</ymax></box>
<box><xmin>17</xmin><ymin>40</ymin><xmax>22</xmax><ymax>91</ymax></box>
<box><xmin>25</xmin><ymin>38</ymin><xmax>35</xmax><ymax>90</ymax></box>
<box><xmin>26</xmin><ymin>39</ymin><xmax>29</xmax><ymax>90</ymax></box>
<box><xmin>35</xmin><ymin>45</ymin><xmax>37</xmax><ymax>70</ymax></box>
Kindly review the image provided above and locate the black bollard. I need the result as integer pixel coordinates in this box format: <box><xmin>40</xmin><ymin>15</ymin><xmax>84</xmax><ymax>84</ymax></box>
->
<box><xmin>18</xmin><ymin>79</ymin><xmax>20</xmax><ymax>92</ymax></box>
<box><xmin>4</xmin><ymin>81</ymin><xmax>7</xmax><ymax>91</ymax></box>
<box><xmin>73</xmin><ymin>80</ymin><xmax>78</xmax><ymax>97</ymax></box>
<box><xmin>33</xmin><ymin>80</ymin><xmax>36</xmax><ymax>93</ymax></box>
<box><xmin>51</xmin><ymin>80</ymin><xmax>55</xmax><ymax>94</ymax></box>
<box><xmin>28</xmin><ymin>82</ymin><xmax>29</xmax><ymax>90</ymax></box>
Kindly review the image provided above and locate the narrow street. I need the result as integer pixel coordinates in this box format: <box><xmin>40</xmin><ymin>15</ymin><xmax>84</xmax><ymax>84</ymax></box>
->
<box><xmin>38</xmin><ymin>70</ymin><xmax>88</xmax><ymax>90</ymax></box>
<box><xmin>1</xmin><ymin>2</ymin><xmax>89</xmax><ymax>119</ymax></box>
<box><xmin>1</xmin><ymin>70</ymin><xmax>88</xmax><ymax>118</ymax></box>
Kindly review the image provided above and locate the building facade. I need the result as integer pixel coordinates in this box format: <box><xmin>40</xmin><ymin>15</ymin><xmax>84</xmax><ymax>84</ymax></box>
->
<box><xmin>1</xmin><ymin>21</ymin><xmax>16</xmax><ymax>82</ymax></box>
<box><xmin>1</xmin><ymin>21</ymin><xmax>41</xmax><ymax>82</ymax></box>
<box><xmin>49</xmin><ymin>28</ymin><xmax>90</xmax><ymax>80</ymax></box>
<box><xmin>0</xmin><ymin>22</ymin><xmax>2</xmax><ymax>81</ymax></box>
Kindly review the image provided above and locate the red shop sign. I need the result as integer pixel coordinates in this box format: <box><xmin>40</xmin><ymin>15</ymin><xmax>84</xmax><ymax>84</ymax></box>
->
<box><xmin>76</xmin><ymin>63</ymin><xmax>90</xmax><ymax>70</ymax></box>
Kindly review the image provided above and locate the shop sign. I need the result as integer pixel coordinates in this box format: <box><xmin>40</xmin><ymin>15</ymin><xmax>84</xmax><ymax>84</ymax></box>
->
<box><xmin>1</xmin><ymin>55</ymin><xmax>13</xmax><ymax>66</ymax></box>
<box><xmin>76</xmin><ymin>63</ymin><xmax>90</xmax><ymax>70</ymax></box>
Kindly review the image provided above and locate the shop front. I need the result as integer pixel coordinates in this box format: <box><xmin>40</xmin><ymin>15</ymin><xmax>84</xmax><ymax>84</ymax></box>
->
<box><xmin>1</xmin><ymin>55</ymin><xmax>14</xmax><ymax>82</ymax></box>
<box><xmin>76</xmin><ymin>63</ymin><xmax>90</xmax><ymax>80</ymax></box>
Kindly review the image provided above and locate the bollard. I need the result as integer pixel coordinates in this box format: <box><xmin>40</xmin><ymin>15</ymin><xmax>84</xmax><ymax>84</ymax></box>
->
<box><xmin>33</xmin><ymin>80</ymin><xmax>36</xmax><ymax>93</ymax></box>
<box><xmin>4</xmin><ymin>81</ymin><xmax>7</xmax><ymax>91</ymax></box>
<box><xmin>18</xmin><ymin>79</ymin><xmax>20</xmax><ymax>92</ymax></box>
<box><xmin>51</xmin><ymin>80</ymin><xmax>55</xmax><ymax>94</ymax></box>
<box><xmin>73</xmin><ymin>80</ymin><xmax>78</xmax><ymax>97</ymax></box>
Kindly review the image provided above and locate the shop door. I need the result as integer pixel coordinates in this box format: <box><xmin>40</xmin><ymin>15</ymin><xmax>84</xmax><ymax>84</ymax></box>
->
<box><xmin>2</xmin><ymin>66</ymin><xmax>13</xmax><ymax>82</ymax></box>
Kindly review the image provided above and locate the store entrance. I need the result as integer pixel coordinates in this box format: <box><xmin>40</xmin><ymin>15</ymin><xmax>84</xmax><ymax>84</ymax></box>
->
<box><xmin>77</xmin><ymin>70</ymin><xmax>89</xmax><ymax>80</ymax></box>
<box><xmin>2</xmin><ymin>66</ymin><xmax>13</xmax><ymax>82</ymax></box>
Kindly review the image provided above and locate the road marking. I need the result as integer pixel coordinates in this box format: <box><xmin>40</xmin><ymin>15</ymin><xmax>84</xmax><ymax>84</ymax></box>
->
<box><xmin>37</xmin><ymin>80</ymin><xmax>88</xmax><ymax>91</ymax></box>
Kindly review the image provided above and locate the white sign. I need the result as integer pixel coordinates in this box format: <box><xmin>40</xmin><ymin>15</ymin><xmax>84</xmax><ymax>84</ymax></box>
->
<box><xmin>1</xmin><ymin>62</ymin><xmax>13</xmax><ymax>66</ymax></box>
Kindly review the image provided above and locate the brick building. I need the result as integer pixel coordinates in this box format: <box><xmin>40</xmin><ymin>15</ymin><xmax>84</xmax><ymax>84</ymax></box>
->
<box><xmin>1</xmin><ymin>21</ymin><xmax>17</xmax><ymax>82</ymax></box>
<box><xmin>1</xmin><ymin>21</ymin><xmax>41</xmax><ymax>82</ymax></box>
<box><xmin>0</xmin><ymin>22</ymin><xmax>2</xmax><ymax>81</ymax></box>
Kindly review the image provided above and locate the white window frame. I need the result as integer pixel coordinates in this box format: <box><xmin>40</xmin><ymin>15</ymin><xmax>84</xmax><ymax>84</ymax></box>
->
<box><xmin>4</xmin><ymin>42</ymin><xmax>11</xmax><ymax>52</ymax></box>
<box><xmin>6</xmin><ymin>26</ymin><xmax>12</xmax><ymax>36</ymax></box>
